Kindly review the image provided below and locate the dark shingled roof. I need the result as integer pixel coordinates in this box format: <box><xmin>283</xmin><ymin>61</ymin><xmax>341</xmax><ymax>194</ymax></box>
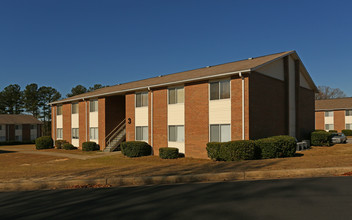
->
<box><xmin>0</xmin><ymin>114</ymin><xmax>43</xmax><ymax>125</ymax></box>
<box><xmin>51</xmin><ymin>50</ymin><xmax>317</xmax><ymax>104</ymax></box>
<box><xmin>315</xmin><ymin>98</ymin><xmax>352</xmax><ymax>111</ymax></box>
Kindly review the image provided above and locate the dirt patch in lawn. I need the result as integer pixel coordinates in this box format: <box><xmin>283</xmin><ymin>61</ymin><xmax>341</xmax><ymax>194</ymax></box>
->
<box><xmin>1</xmin><ymin>143</ymin><xmax>352</xmax><ymax>181</ymax></box>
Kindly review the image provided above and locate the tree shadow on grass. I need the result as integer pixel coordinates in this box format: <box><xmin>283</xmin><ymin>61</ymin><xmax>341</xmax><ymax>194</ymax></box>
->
<box><xmin>0</xmin><ymin>150</ymin><xmax>16</xmax><ymax>154</ymax></box>
<box><xmin>294</xmin><ymin>153</ymin><xmax>304</xmax><ymax>157</ymax></box>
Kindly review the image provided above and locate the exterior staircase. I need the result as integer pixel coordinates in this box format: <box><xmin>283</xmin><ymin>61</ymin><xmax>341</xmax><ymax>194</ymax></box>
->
<box><xmin>103</xmin><ymin>119</ymin><xmax>126</xmax><ymax>152</ymax></box>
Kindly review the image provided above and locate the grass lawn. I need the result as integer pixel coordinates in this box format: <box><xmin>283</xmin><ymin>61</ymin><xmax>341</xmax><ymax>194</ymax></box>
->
<box><xmin>1</xmin><ymin>143</ymin><xmax>352</xmax><ymax>181</ymax></box>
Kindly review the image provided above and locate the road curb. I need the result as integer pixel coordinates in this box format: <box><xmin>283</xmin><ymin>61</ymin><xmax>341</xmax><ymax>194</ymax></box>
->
<box><xmin>1</xmin><ymin>166</ymin><xmax>352</xmax><ymax>191</ymax></box>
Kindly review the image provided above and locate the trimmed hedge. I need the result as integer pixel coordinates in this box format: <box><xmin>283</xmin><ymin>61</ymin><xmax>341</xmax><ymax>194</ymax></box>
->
<box><xmin>206</xmin><ymin>142</ymin><xmax>222</xmax><ymax>161</ymax></box>
<box><xmin>35</xmin><ymin>136</ymin><xmax>54</xmax><ymax>150</ymax></box>
<box><xmin>311</xmin><ymin>131</ymin><xmax>332</xmax><ymax>146</ymax></box>
<box><xmin>63</xmin><ymin>143</ymin><xmax>77</xmax><ymax>150</ymax></box>
<box><xmin>342</xmin><ymin>129</ymin><xmax>352</xmax><ymax>136</ymax></box>
<box><xmin>121</xmin><ymin>141</ymin><xmax>152</xmax><ymax>157</ymax></box>
<box><xmin>255</xmin><ymin>135</ymin><xmax>296</xmax><ymax>159</ymax></box>
<box><xmin>206</xmin><ymin>141</ymin><xmax>259</xmax><ymax>161</ymax></box>
<box><xmin>82</xmin><ymin>141</ymin><xmax>99</xmax><ymax>151</ymax></box>
<box><xmin>159</xmin><ymin>147</ymin><xmax>179</xmax><ymax>159</ymax></box>
<box><xmin>328</xmin><ymin>130</ymin><xmax>337</xmax><ymax>133</ymax></box>
<box><xmin>55</xmin><ymin>140</ymin><xmax>68</xmax><ymax>149</ymax></box>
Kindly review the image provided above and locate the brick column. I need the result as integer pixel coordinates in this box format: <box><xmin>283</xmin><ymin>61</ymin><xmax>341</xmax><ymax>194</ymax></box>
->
<box><xmin>126</xmin><ymin>93</ymin><xmax>135</xmax><ymax>141</ymax></box>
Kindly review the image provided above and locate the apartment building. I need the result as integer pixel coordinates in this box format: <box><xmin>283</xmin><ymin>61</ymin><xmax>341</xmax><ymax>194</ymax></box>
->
<box><xmin>50</xmin><ymin>51</ymin><xmax>317</xmax><ymax>159</ymax></box>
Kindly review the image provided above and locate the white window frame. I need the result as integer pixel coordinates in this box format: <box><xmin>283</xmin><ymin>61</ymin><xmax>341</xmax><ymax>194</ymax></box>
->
<box><xmin>72</xmin><ymin>128</ymin><xmax>79</xmax><ymax>139</ymax></box>
<box><xmin>168</xmin><ymin>87</ymin><xmax>184</xmax><ymax>105</ymax></box>
<box><xmin>72</xmin><ymin>103</ymin><xmax>79</xmax><ymax>114</ymax></box>
<box><xmin>209</xmin><ymin>79</ymin><xmax>231</xmax><ymax>101</ymax></box>
<box><xmin>168</xmin><ymin>125</ymin><xmax>185</xmax><ymax>142</ymax></box>
<box><xmin>135</xmin><ymin>126</ymin><xmax>148</xmax><ymax>141</ymax></box>
<box><xmin>89</xmin><ymin>100</ymin><xmax>98</xmax><ymax>112</ymax></box>
<box><xmin>325</xmin><ymin>111</ymin><xmax>334</xmax><ymax>117</ymax></box>
<box><xmin>135</xmin><ymin>92</ymin><xmax>148</xmax><ymax>108</ymax></box>
<box><xmin>346</xmin><ymin>124</ymin><xmax>352</xmax><ymax>130</ymax></box>
<box><xmin>209</xmin><ymin>124</ymin><xmax>231</xmax><ymax>142</ymax></box>
<box><xmin>346</xmin><ymin>110</ymin><xmax>352</xmax><ymax>116</ymax></box>
<box><xmin>57</xmin><ymin>128</ymin><xmax>63</xmax><ymax>139</ymax></box>
<box><xmin>57</xmin><ymin>105</ymin><xmax>62</xmax><ymax>115</ymax></box>
<box><xmin>325</xmin><ymin>124</ymin><xmax>334</xmax><ymax>130</ymax></box>
<box><xmin>89</xmin><ymin>127</ymin><xmax>98</xmax><ymax>140</ymax></box>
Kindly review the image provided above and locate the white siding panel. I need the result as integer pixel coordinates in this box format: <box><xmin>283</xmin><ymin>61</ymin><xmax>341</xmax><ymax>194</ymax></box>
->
<box><xmin>135</xmin><ymin>107</ymin><xmax>148</xmax><ymax>126</ymax></box>
<box><xmin>346</xmin><ymin>116</ymin><xmax>352</xmax><ymax>124</ymax></box>
<box><xmin>325</xmin><ymin>116</ymin><xmax>334</xmax><ymax>124</ymax></box>
<box><xmin>256</xmin><ymin>58</ymin><xmax>284</xmax><ymax>81</ymax></box>
<box><xmin>288</xmin><ymin>56</ymin><xmax>296</xmax><ymax>137</ymax></box>
<box><xmin>72</xmin><ymin>139</ymin><xmax>79</xmax><ymax>147</ymax></box>
<box><xmin>300</xmin><ymin>72</ymin><xmax>311</xmax><ymax>89</ymax></box>
<box><xmin>209</xmin><ymin>99</ymin><xmax>231</xmax><ymax>124</ymax></box>
<box><xmin>168</xmin><ymin>142</ymin><xmax>185</xmax><ymax>153</ymax></box>
<box><xmin>71</xmin><ymin>114</ymin><xmax>79</xmax><ymax>128</ymax></box>
<box><xmin>56</xmin><ymin>115</ymin><xmax>63</xmax><ymax>128</ymax></box>
<box><xmin>89</xmin><ymin>112</ymin><xmax>98</xmax><ymax>127</ymax></box>
<box><xmin>168</xmin><ymin>104</ymin><xmax>184</xmax><ymax>125</ymax></box>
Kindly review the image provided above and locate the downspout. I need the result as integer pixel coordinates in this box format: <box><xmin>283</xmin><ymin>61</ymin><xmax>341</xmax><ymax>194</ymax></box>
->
<box><xmin>239</xmin><ymin>72</ymin><xmax>245</xmax><ymax>140</ymax></box>
<box><xmin>148</xmin><ymin>87</ymin><xmax>153</xmax><ymax>148</ymax></box>
<box><xmin>84</xmin><ymin>98</ymin><xmax>88</xmax><ymax>142</ymax></box>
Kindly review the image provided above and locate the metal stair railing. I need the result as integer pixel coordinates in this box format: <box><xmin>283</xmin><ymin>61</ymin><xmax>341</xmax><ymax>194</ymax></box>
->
<box><xmin>105</xmin><ymin>119</ymin><xmax>126</xmax><ymax>148</ymax></box>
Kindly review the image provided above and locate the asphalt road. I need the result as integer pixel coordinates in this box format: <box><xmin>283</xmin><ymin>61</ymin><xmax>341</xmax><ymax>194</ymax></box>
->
<box><xmin>1</xmin><ymin>176</ymin><xmax>352</xmax><ymax>220</ymax></box>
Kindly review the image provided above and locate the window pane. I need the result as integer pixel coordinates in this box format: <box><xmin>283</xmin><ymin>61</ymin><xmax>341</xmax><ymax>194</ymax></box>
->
<box><xmin>136</xmin><ymin>94</ymin><xmax>141</xmax><ymax>107</ymax></box>
<box><xmin>325</xmin><ymin>111</ymin><xmax>333</xmax><ymax>117</ymax></box>
<box><xmin>169</xmin><ymin>126</ymin><xmax>176</xmax><ymax>142</ymax></box>
<box><xmin>346</xmin><ymin>110</ymin><xmax>352</xmax><ymax>116</ymax></box>
<box><xmin>142</xmin><ymin>93</ymin><xmax>148</xmax><ymax>107</ymax></box>
<box><xmin>169</xmin><ymin>89</ymin><xmax>176</xmax><ymax>104</ymax></box>
<box><xmin>90</xmin><ymin>100</ymin><xmax>98</xmax><ymax>112</ymax></box>
<box><xmin>177</xmin><ymin>126</ymin><xmax>184</xmax><ymax>142</ymax></box>
<box><xmin>142</xmin><ymin>126</ymin><xmax>148</xmax><ymax>141</ymax></box>
<box><xmin>220</xmin><ymin>81</ymin><xmax>230</xmax><ymax>99</ymax></box>
<box><xmin>346</xmin><ymin>124</ymin><xmax>352</xmax><ymax>129</ymax></box>
<box><xmin>220</xmin><ymin>124</ymin><xmax>231</xmax><ymax>142</ymax></box>
<box><xmin>136</xmin><ymin>127</ymin><xmax>142</xmax><ymax>140</ymax></box>
<box><xmin>177</xmin><ymin>88</ymin><xmax>184</xmax><ymax>103</ymax></box>
<box><xmin>210</xmin><ymin>125</ymin><xmax>220</xmax><ymax>142</ymax></box>
<box><xmin>210</xmin><ymin>82</ymin><xmax>219</xmax><ymax>100</ymax></box>
<box><xmin>57</xmin><ymin>106</ymin><xmax>62</xmax><ymax>115</ymax></box>
<box><xmin>72</xmin><ymin>103</ymin><xmax>78</xmax><ymax>114</ymax></box>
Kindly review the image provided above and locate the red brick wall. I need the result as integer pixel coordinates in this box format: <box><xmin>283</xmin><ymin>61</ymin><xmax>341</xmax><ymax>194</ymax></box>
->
<box><xmin>126</xmin><ymin>93</ymin><xmax>135</xmax><ymax>141</ymax></box>
<box><xmin>152</xmin><ymin>88</ymin><xmax>168</xmax><ymax>155</ymax></box>
<box><xmin>51</xmin><ymin>106</ymin><xmax>56</xmax><ymax>140</ymax></box>
<box><xmin>249</xmin><ymin>72</ymin><xmax>287</xmax><ymax>139</ymax></box>
<box><xmin>185</xmin><ymin>81</ymin><xmax>209</xmax><ymax>159</ymax></box>
<box><xmin>298</xmin><ymin>87</ymin><xmax>315</xmax><ymax>139</ymax></box>
<box><xmin>315</xmin><ymin>112</ymin><xmax>325</xmax><ymax>130</ymax></box>
<box><xmin>334</xmin><ymin>110</ymin><xmax>345</xmax><ymax>132</ymax></box>
<box><xmin>22</xmin><ymin>124</ymin><xmax>30</xmax><ymax>141</ymax></box>
<box><xmin>62</xmin><ymin>103</ymin><xmax>72</xmax><ymax>142</ymax></box>
<box><xmin>8</xmin><ymin>125</ymin><xmax>15</xmax><ymax>141</ymax></box>
<box><xmin>79</xmin><ymin>101</ymin><xmax>87</xmax><ymax>148</ymax></box>
<box><xmin>98</xmin><ymin>98</ymin><xmax>106</xmax><ymax>149</ymax></box>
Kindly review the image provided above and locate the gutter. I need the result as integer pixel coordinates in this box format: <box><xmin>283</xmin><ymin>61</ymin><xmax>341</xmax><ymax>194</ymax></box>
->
<box><xmin>50</xmin><ymin>69</ymin><xmax>251</xmax><ymax>105</ymax></box>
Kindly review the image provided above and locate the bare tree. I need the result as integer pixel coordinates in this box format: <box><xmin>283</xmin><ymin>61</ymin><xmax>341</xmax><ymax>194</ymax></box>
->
<box><xmin>315</xmin><ymin>86</ymin><xmax>346</xmax><ymax>100</ymax></box>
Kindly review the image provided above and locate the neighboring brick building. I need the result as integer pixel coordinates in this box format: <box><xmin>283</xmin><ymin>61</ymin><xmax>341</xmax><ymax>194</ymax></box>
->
<box><xmin>50</xmin><ymin>51</ymin><xmax>317</xmax><ymax>159</ymax></box>
<box><xmin>315</xmin><ymin>98</ymin><xmax>352</xmax><ymax>132</ymax></box>
<box><xmin>0</xmin><ymin>114</ymin><xmax>43</xmax><ymax>142</ymax></box>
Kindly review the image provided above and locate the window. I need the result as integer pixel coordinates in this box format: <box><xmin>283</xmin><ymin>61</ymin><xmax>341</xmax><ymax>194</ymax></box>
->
<box><xmin>0</xmin><ymin>136</ymin><xmax>5</xmax><ymax>141</ymax></box>
<box><xmin>30</xmin><ymin>134</ymin><xmax>36</xmax><ymax>141</ymax></box>
<box><xmin>30</xmin><ymin>124</ymin><xmax>37</xmax><ymax>130</ymax></box>
<box><xmin>72</xmin><ymin>128</ymin><xmax>79</xmax><ymax>139</ymax></box>
<box><xmin>168</xmin><ymin>87</ymin><xmax>184</xmax><ymax>104</ymax></box>
<box><xmin>346</xmin><ymin>110</ymin><xmax>352</xmax><ymax>116</ymax></box>
<box><xmin>57</xmin><ymin>128</ymin><xmax>63</xmax><ymax>139</ymax></box>
<box><xmin>210</xmin><ymin>124</ymin><xmax>231</xmax><ymax>142</ymax></box>
<box><xmin>15</xmin><ymin>136</ymin><xmax>21</xmax><ymax>141</ymax></box>
<box><xmin>15</xmin><ymin>125</ymin><xmax>22</xmax><ymax>130</ymax></box>
<box><xmin>210</xmin><ymin>80</ymin><xmax>230</xmax><ymax>100</ymax></box>
<box><xmin>90</xmin><ymin>100</ymin><xmax>98</xmax><ymax>112</ymax></box>
<box><xmin>325</xmin><ymin>124</ymin><xmax>334</xmax><ymax>130</ymax></box>
<box><xmin>346</xmin><ymin>124</ymin><xmax>352</xmax><ymax>130</ymax></box>
<box><xmin>57</xmin><ymin>105</ymin><xmax>62</xmax><ymax>115</ymax></box>
<box><xmin>72</xmin><ymin>103</ymin><xmax>78</xmax><ymax>114</ymax></box>
<box><xmin>90</xmin><ymin>127</ymin><xmax>98</xmax><ymax>140</ymax></box>
<box><xmin>169</xmin><ymin>125</ymin><xmax>185</xmax><ymax>142</ymax></box>
<box><xmin>325</xmin><ymin>111</ymin><xmax>333</xmax><ymax>117</ymax></box>
<box><xmin>136</xmin><ymin>92</ymin><xmax>148</xmax><ymax>107</ymax></box>
<box><xmin>136</xmin><ymin>126</ymin><xmax>148</xmax><ymax>141</ymax></box>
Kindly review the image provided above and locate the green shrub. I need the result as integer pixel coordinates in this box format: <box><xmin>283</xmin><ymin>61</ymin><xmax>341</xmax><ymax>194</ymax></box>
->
<box><xmin>328</xmin><ymin>130</ymin><xmax>337</xmax><ymax>133</ymax></box>
<box><xmin>82</xmin><ymin>141</ymin><xmax>99</xmax><ymax>151</ymax></box>
<box><xmin>63</xmin><ymin>143</ymin><xmax>77</xmax><ymax>150</ymax></box>
<box><xmin>342</xmin><ymin>129</ymin><xmax>352</xmax><ymax>136</ymax></box>
<box><xmin>255</xmin><ymin>135</ymin><xmax>296</xmax><ymax>159</ymax></box>
<box><xmin>120</xmin><ymin>141</ymin><xmax>152</xmax><ymax>157</ymax></box>
<box><xmin>311</xmin><ymin>131</ymin><xmax>332</xmax><ymax>146</ymax></box>
<box><xmin>219</xmin><ymin>140</ymin><xmax>260</xmax><ymax>161</ymax></box>
<box><xmin>55</xmin><ymin>140</ymin><xmax>68</xmax><ymax>149</ymax></box>
<box><xmin>35</xmin><ymin>136</ymin><xmax>54</xmax><ymax>150</ymax></box>
<box><xmin>159</xmin><ymin>147</ymin><xmax>179</xmax><ymax>159</ymax></box>
<box><xmin>206</xmin><ymin>142</ymin><xmax>222</xmax><ymax>161</ymax></box>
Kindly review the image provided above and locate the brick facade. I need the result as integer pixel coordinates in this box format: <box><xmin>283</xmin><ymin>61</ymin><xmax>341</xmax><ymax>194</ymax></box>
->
<box><xmin>298</xmin><ymin>87</ymin><xmax>315</xmax><ymax>139</ymax></box>
<box><xmin>98</xmin><ymin>98</ymin><xmax>106</xmax><ymax>149</ymax></box>
<box><xmin>152</xmin><ymin>88</ymin><xmax>168</xmax><ymax>155</ymax></box>
<box><xmin>78</xmin><ymin>101</ymin><xmax>87</xmax><ymax>148</ymax></box>
<box><xmin>185</xmin><ymin>81</ymin><xmax>209</xmax><ymax>159</ymax></box>
<box><xmin>22</xmin><ymin>124</ymin><xmax>30</xmax><ymax>141</ymax></box>
<box><xmin>315</xmin><ymin>111</ymin><xmax>325</xmax><ymax>130</ymax></box>
<box><xmin>62</xmin><ymin>103</ymin><xmax>72</xmax><ymax>142</ymax></box>
<box><xmin>125</xmin><ymin>93</ymin><xmax>135</xmax><ymax>141</ymax></box>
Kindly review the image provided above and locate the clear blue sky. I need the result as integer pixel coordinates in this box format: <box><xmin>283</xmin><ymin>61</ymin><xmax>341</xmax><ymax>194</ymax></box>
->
<box><xmin>0</xmin><ymin>0</ymin><xmax>351</xmax><ymax>97</ymax></box>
